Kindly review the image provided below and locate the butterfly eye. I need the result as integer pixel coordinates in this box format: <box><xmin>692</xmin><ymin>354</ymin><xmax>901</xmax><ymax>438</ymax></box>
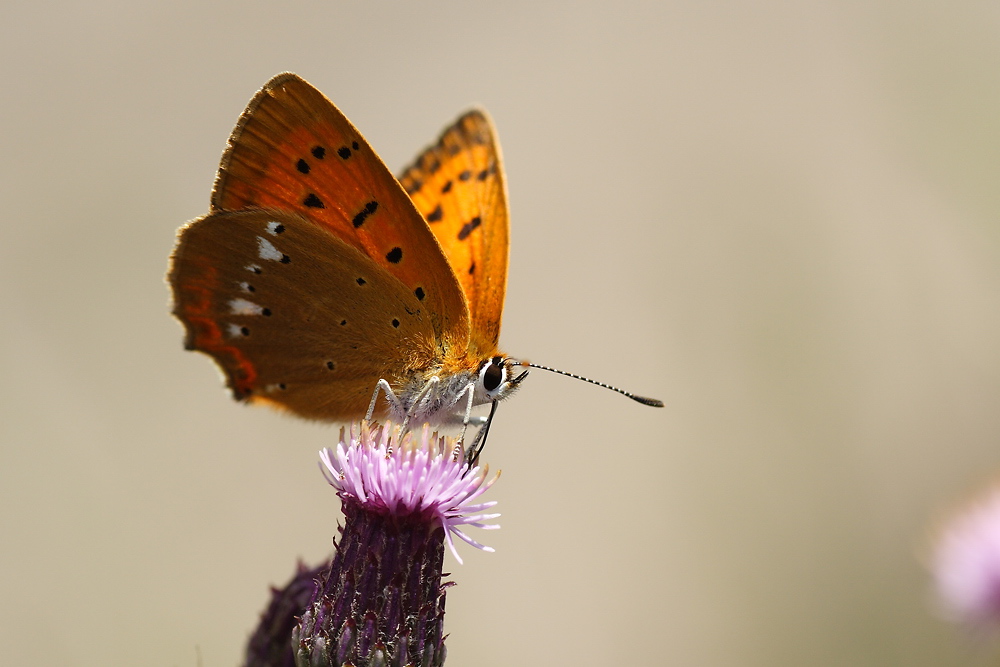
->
<box><xmin>481</xmin><ymin>358</ymin><xmax>506</xmax><ymax>393</ymax></box>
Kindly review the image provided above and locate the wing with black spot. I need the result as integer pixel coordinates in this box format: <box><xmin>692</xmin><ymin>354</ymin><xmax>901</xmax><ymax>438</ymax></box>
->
<box><xmin>397</xmin><ymin>110</ymin><xmax>509</xmax><ymax>355</ymax></box>
<box><xmin>212</xmin><ymin>72</ymin><xmax>470</xmax><ymax>346</ymax></box>
<box><xmin>169</xmin><ymin>209</ymin><xmax>439</xmax><ymax>420</ymax></box>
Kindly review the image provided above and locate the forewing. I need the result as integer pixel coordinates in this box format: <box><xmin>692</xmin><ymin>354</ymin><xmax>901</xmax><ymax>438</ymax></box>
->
<box><xmin>397</xmin><ymin>110</ymin><xmax>509</xmax><ymax>354</ymax></box>
<box><xmin>211</xmin><ymin>72</ymin><xmax>469</xmax><ymax>346</ymax></box>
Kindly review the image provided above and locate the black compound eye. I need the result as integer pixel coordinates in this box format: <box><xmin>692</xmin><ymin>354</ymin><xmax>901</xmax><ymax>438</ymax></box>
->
<box><xmin>483</xmin><ymin>360</ymin><xmax>505</xmax><ymax>392</ymax></box>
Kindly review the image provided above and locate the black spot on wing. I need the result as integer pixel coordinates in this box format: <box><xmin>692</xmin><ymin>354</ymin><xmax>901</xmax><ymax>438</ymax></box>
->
<box><xmin>386</xmin><ymin>247</ymin><xmax>403</xmax><ymax>264</ymax></box>
<box><xmin>311</xmin><ymin>146</ymin><xmax>326</xmax><ymax>159</ymax></box>
<box><xmin>296</xmin><ymin>159</ymin><xmax>310</xmax><ymax>174</ymax></box>
<box><xmin>392</xmin><ymin>318</ymin><xmax>400</xmax><ymax>328</ymax></box>
<box><xmin>426</xmin><ymin>204</ymin><xmax>443</xmax><ymax>223</ymax></box>
<box><xmin>352</xmin><ymin>201</ymin><xmax>379</xmax><ymax>228</ymax></box>
<box><xmin>459</xmin><ymin>170</ymin><xmax>472</xmax><ymax>181</ymax></box>
<box><xmin>414</xmin><ymin>287</ymin><xmax>425</xmax><ymax>301</ymax></box>
<box><xmin>458</xmin><ymin>216</ymin><xmax>481</xmax><ymax>240</ymax></box>
<box><xmin>356</xmin><ymin>277</ymin><xmax>367</xmax><ymax>286</ymax></box>
<box><xmin>337</xmin><ymin>146</ymin><xmax>351</xmax><ymax>159</ymax></box>
<box><xmin>303</xmin><ymin>193</ymin><xmax>324</xmax><ymax>208</ymax></box>
<box><xmin>441</xmin><ymin>180</ymin><xmax>452</xmax><ymax>194</ymax></box>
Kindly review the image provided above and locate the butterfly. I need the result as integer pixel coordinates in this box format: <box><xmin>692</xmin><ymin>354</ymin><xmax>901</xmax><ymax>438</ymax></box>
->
<box><xmin>169</xmin><ymin>73</ymin><xmax>661</xmax><ymax>460</ymax></box>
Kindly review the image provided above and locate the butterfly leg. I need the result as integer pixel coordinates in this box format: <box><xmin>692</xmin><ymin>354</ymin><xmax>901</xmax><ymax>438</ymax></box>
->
<box><xmin>399</xmin><ymin>376</ymin><xmax>441</xmax><ymax>436</ymax></box>
<box><xmin>366</xmin><ymin>379</ymin><xmax>406</xmax><ymax>423</ymax></box>
<box><xmin>443</xmin><ymin>414</ymin><xmax>488</xmax><ymax>427</ymax></box>
<box><xmin>456</xmin><ymin>381</ymin><xmax>477</xmax><ymax>445</ymax></box>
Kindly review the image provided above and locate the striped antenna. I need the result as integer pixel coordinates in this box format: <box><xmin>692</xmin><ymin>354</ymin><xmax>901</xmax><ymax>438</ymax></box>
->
<box><xmin>526</xmin><ymin>363</ymin><xmax>664</xmax><ymax>407</ymax></box>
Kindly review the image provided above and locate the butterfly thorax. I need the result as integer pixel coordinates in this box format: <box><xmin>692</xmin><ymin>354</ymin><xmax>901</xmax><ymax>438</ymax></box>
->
<box><xmin>387</xmin><ymin>350</ymin><xmax>525</xmax><ymax>425</ymax></box>
<box><xmin>392</xmin><ymin>368</ymin><xmax>480</xmax><ymax>424</ymax></box>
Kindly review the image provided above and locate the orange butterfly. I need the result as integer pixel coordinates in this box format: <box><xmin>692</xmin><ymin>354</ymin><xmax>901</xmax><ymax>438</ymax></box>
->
<box><xmin>169</xmin><ymin>73</ymin><xmax>660</xmax><ymax>459</ymax></box>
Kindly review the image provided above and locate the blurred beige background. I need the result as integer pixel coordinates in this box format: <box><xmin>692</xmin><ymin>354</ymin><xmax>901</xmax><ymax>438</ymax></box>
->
<box><xmin>3</xmin><ymin>2</ymin><xmax>1000</xmax><ymax>665</ymax></box>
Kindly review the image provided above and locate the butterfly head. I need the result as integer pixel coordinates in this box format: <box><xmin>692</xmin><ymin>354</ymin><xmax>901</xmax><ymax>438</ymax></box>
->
<box><xmin>475</xmin><ymin>355</ymin><xmax>529</xmax><ymax>405</ymax></box>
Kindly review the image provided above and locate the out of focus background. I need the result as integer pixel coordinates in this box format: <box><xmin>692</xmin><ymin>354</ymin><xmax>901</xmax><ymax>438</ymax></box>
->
<box><xmin>3</xmin><ymin>3</ymin><xmax>1000</xmax><ymax>666</ymax></box>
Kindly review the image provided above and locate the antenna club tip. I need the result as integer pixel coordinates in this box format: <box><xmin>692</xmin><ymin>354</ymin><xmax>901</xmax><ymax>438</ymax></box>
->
<box><xmin>526</xmin><ymin>362</ymin><xmax>663</xmax><ymax>408</ymax></box>
<box><xmin>633</xmin><ymin>396</ymin><xmax>665</xmax><ymax>408</ymax></box>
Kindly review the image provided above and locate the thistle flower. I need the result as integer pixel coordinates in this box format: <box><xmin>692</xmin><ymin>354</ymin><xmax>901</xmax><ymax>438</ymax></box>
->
<box><xmin>320</xmin><ymin>421</ymin><xmax>501</xmax><ymax>565</ymax></box>
<box><xmin>932</xmin><ymin>483</ymin><xmax>1000</xmax><ymax>631</ymax></box>
<box><xmin>246</xmin><ymin>561</ymin><xmax>328</xmax><ymax>667</ymax></box>
<box><xmin>273</xmin><ymin>421</ymin><xmax>500</xmax><ymax>667</ymax></box>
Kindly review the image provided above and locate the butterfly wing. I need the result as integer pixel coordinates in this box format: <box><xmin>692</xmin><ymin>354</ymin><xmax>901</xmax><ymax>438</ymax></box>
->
<box><xmin>170</xmin><ymin>209</ymin><xmax>443</xmax><ymax>420</ymax></box>
<box><xmin>397</xmin><ymin>110</ymin><xmax>509</xmax><ymax>356</ymax></box>
<box><xmin>211</xmin><ymin>72</ymin><xmax>470</xmax><ymax>347</ymax></box>
<box><xmin>170</xmin><ymin>73</ymin><xmax>473</xmax><ymax>420</ymax></box>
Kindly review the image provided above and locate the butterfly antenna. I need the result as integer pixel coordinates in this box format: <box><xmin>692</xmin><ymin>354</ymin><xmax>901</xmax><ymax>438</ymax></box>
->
<box><xmin>526</xmin><ymin>363</ymin><xmax>664</xmax><ymax>407</ymax></box>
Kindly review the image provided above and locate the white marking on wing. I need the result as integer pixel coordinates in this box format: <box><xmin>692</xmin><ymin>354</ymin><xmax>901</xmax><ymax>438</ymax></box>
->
<box><xmin>229</xmin><ymin>298</ymin><xmax>264</xmax><ymax>316</ymax></box>
<box><xmin>257</xmin><ymin>237</ymin><xmax>283</xmax><ymax>262</ymax></box>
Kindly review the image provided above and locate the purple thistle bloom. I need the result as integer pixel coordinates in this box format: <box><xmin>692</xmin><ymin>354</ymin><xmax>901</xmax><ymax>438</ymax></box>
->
<box><xmin>268</xmin><ymin>421</ymin><xmax>502</xmax><ymax>667</ymax></box>
<box><xmin>932</xmin><ymin>484</ymin><xmax>1000</xmax><ymax>631</ymax></box>
<box><xmin>319</xmin><ymin>421</ymin><xmax>500</xmax><ymax>565</ymax></box>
